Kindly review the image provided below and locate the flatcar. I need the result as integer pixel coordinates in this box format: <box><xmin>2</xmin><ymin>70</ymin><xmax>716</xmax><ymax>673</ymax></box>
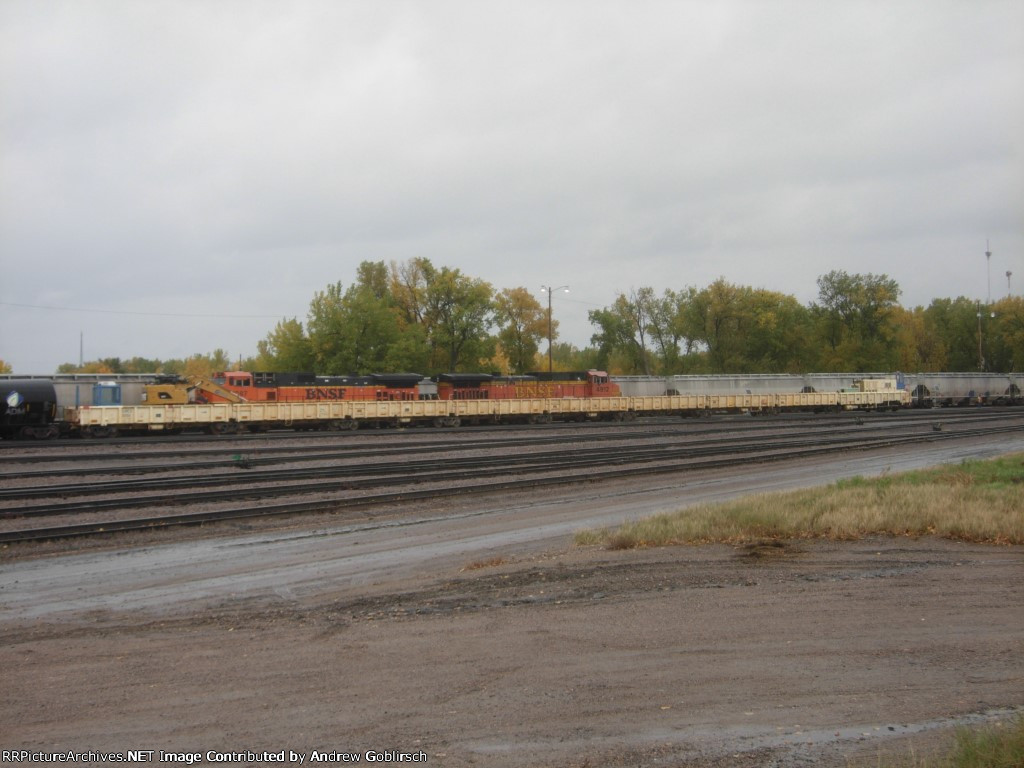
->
<box><xmin>0</xmin><ymin>379</ymin><xmax>60</xmax><ymax>439</ymax></box>
<box><xmin>17</xmin><ymin>369</ymin><xmax>1024</xmax><ymax>439</ymax></box>
<box><xmin>65</xmin><ymin>380</ymin><xmax>913</xmax><ymax>437</ymax></box>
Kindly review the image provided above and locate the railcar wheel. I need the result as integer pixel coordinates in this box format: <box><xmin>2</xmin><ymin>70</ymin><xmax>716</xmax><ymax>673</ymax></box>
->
<box><xmin>18</xmin><ymin>425</ymin><xmax>58</xmax><ymax>439</ymax></box>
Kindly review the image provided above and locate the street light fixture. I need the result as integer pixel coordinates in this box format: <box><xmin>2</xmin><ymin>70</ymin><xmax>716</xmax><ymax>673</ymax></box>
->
<box><xmin>540</xmin><ymin>285</ymin><xmax>569</xmax><ymax>373</ymax></box>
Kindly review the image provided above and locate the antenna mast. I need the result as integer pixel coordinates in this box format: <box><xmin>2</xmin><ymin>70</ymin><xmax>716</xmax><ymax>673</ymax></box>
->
<box><xmin>986</xmin><ymin>239</ymin><xmax>992</xmax><ymax>304</ymax></box>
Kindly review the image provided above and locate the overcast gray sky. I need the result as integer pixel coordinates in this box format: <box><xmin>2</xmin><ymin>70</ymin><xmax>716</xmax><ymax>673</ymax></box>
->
<box><xmin>2</xmin><ymin>0</ymin><xmax>1021</xmax><ymax>374</ymax></box>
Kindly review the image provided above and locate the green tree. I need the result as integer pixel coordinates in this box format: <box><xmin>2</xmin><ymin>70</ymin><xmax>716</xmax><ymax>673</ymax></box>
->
<box><xmin>389</xmin><ymin>257</ymin><xmax>436</xmax><ymax>330</ymax></box>
<box><xmin>121</xmin><ymin>357</ymin><xmax>164</xmax><ymax>373</ymax></box>
<box><xmin>891</xmin><ymin>307</ymin><xmax>938</xmax><ymax>371</ymax></box>
<box><xmin>305</xmin><ymin>281</ymin><xmax>348</xmax><ymax>371</ymax></box>
<box><xmin>743</xmin><ymin>289</ymin><xmax>816</xmax><ymax>372</ymax></box>
<box><xmin>424</xmin><ymin>267</ymin><xmax>495</xmax><ymax>371</ymax></box>
<box><xmin>355</xmin><ymin>260</ymin><xmax>392</xmax><ymax>300</ymax></box>
<box><xmin>683</xmin><ymin>279</ymin><xmax>749</xmax><ymax>372</ymax></box>
<box><xmin>987</xmin><ymin>296</ymin><xmax>1024</xmax><ymax>372</ymax></box>
<box><xmin>305</xmin><ymin>272</ymin><xmax>406</xmax><ymax>374</ymax></box>
<box><xmin>164</xmin><ymin>351</ymin><xmax>233</xmax><ymax>378</ymax></box>
<box><xmin>539</xmin><ymin>342</ymin><xmax>598</xmax><ymax>372</ymax></box>
<box><xmin>588</xmin><ymin>309</ymin><xmax>634</xmax><ymax>373</ymax></box>
<box><xmin>336</xmin><ymin>281</ymin><xmax>403</xmax><ymax>373</ymax></box>
<box><xmin>494</xmin><ymin>287</ymin><xmax>547</xmax><ymax>373</ymax></box>
<box><xmin>0</xmin><ymin>358</ymin><xmax>11</xmax><ymax>374</ymax></box>
<box><xmin>921</xmin><ymin>297</ymin><xmax>981</xmax><ymax>371</ymax></box>
<box><xmin>256</xmin><ymin>318</ymin><xmax>314</xmax><ymax>371</ymax></box>
<box><xmin>812</xmin><ymin>271</ymin><xmax>901</xmax><ymax>370</ymax></box>
<box><xmin>57</xmin><ymin>359</ymin><xmax>122</xmax><ymax>374</ymax></box>
<box><xmin>588</xmin><ymin>289</ymin><xmax>657</xmax><ymax>374</ymax></box>
<box><xmin>645</xmin><ymin>288</ymin><xmax>694</xmax><ymax>374</ymax></box>
<box><xmin>676</xmin><ymin>280</ymin><xmax>817</xmax><ymax>373</ymax></box>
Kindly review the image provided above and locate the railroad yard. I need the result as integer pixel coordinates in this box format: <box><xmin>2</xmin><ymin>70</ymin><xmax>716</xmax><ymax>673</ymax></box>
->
<box><xmin>2</xmin><ymin>409</ymin><xmax>1023</xmax><ymax>766</ymax></box>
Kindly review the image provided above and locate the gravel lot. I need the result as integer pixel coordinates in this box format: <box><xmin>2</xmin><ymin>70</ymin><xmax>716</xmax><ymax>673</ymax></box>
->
<box><xmin>3</xmin><ymin>431</ymin><xmax>1023</xmax><ymax>767</ymax></box>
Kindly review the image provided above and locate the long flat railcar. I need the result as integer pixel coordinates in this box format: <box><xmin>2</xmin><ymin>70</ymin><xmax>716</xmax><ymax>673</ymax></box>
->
<box><xmin>66</xmin><ymin>382</ymin><xmax>910</xmax><ymax>437</ymax></box>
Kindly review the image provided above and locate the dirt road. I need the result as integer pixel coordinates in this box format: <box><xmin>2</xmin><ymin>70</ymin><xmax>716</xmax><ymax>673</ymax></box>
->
<box><xmin>3</xmin><ymin>436</ymin><xmax>1023</xmax><ymax>766</ymax></box>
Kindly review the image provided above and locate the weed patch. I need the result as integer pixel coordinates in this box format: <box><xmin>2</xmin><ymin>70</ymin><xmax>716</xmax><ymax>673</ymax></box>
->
<box><xmin>575</xmin><ymin>454</ymin><xmax>1024</xmax><ymax>549</ymax></box>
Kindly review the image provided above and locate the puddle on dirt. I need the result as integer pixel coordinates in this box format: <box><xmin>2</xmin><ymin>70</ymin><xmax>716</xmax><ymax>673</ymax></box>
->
<box><xmin>464</xmin><ymin>707</ymin><xmax>1024</xmax><ymax>764</ymax></box>
<box><xmin>739</xmin><ymin>540</ymin><xmax>802</xmax><ymax>559</ymax></box>
<box><xmin>658</xmin><ymin>706</ymin><xmax>1024</xmax><ymax>761</ymax></box>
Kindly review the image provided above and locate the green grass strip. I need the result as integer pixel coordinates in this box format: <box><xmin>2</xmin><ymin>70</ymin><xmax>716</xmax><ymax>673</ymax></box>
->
<box><xmin>574</xmin><ymin>454</ymin><xmax>1024</xmax><ymax>549</ymax></box>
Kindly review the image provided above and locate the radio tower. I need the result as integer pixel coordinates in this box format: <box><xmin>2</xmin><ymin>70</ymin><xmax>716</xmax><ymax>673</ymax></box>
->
<box><xmin>986</xmin><ymin>239</ymin><xmax>992</xmax><ymax>303</ymax></box>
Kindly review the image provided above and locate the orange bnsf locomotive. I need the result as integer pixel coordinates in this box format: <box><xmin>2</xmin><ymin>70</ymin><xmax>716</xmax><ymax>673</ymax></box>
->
<box><xmin>208</xmin><ymin>369</ymin><xmax>619</xmax><ymax>402</ymax></box>
<box><xmin>436</xmin><ymin>370</ymin><xmax>619</xmax><ymax>400</ymax></box>
<box><xmin>144</xmin><ymin>370</ymin><xmax>619</xmax><ymax>405</ymax></box>
<box><xmin>210</xmin><ymin>372</ymin><xmax>425</xmax><ymax>402</ymax></box>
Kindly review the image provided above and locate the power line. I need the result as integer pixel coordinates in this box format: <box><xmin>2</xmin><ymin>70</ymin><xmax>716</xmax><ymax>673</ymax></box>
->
<box><xmin>0</xmin><ymin>301</ymin><xmax>293</xmax><ymax>320</ymax></box>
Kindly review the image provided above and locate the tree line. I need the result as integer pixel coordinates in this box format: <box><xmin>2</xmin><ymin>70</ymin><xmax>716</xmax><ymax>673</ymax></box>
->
<box><xmin>48</xmin><ymin>258</ymin><xmax>1024</xmax><ymax>377</ymax></box>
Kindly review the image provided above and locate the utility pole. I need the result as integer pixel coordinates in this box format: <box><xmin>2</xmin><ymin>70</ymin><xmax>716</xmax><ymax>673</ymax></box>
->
<box><xmin>977</xmin><ymin>301</ymin><xmax>995</xmax><ymax>371</ymax></box>
<box><xmin>977</xmin><ymin>302</ymin><xmax>983</xmax><ymax>371</ymax></box>
<box><xmin>540</xmin><ymin>285</ymin><xmax>569</xmax><ymax>373</ymax></box>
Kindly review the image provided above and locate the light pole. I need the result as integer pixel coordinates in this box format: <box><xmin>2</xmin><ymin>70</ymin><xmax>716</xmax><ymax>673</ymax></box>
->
<box><xmin>977</xmin><ymin>301</ymin><xmax>995</xmax><ymax>371</ymax></box>
<box><xmin>540</xmin><ymin>285</ymin><xmax>568</xmax><ymax>373</ymax></box>
<box><xmin>986</xmin><ymin>240</ymin><xmax>992</xmax><ymax>304</ymax></box>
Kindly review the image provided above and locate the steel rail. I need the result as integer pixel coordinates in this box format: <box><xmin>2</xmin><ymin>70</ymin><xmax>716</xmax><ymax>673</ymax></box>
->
<box><xmin>2</xmin><ymin>423</ymin><xmax>1020</xmax><ymax>544</ymax></box>
<box><xmin>0</xmin><ymin>410</ymin><xmax>962</xmax><ymax>470</ymax></box>
<box><xmin>2</xmin><ymin>407</ymin><xmax>1017</xmax><ymax>458</ymax></box>
<box><xmin>1</xmin><ymin>420</ymin><xmax>1002</xmax><ymax>506</ymax></box>
<box><xmin>0</xmin><ymin>421</ymin><xmax>838</xmax><ymax>477</ymax></box>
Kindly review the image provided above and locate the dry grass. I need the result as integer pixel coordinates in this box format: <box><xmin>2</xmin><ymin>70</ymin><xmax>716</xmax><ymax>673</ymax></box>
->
<box><xmin>866</xmin><ymin>716</ymin><xmax>1024</xmax><ymax>767</ymax></box>
<box><xmin>575</xmin><ymin>454</ymin><xmax>1024</xmax><ymax>549</ymax></box>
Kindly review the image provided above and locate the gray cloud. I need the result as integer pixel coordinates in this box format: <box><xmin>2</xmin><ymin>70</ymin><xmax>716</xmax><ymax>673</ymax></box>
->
<box><xmin>2</xmin><ymin>0</ymin><xmax>1021</xmax><ymax>371</ymax></box>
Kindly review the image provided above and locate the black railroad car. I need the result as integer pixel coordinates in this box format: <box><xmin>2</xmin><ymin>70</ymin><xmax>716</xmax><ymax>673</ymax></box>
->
<box><xmin>0</xmin><ymin>379</ymin><xmax>59</xmax><ymax>439</ymax></box>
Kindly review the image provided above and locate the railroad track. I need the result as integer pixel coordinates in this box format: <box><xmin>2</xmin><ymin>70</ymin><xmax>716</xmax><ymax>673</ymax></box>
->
<box><xmin>1</xmin><ymin>407</ymin><xmax>1013</xmax><ymax>456</ymax></box>
<box><xmin>2</xmin><ymin>412</ymin><xmax>1021</xmax><ymax>544</ymax></box>
<box><xmin>2</xmin><ymin>409</ymin><xmax>1015</xmax><ymax>473</ymax></box>
<box><xmin>0</xmin><ymin>417</ymin><xmax>925</xmax><ymax>487</ymax></box>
